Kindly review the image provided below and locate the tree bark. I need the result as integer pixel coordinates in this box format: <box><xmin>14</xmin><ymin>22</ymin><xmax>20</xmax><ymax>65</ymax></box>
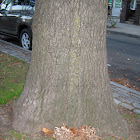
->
<box><xmin>13</xmin><ymin>0</ymin><xmax>128</xmax><ymax>137</ymax></box>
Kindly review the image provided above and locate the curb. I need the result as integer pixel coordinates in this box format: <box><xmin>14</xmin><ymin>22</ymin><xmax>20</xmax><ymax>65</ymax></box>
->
<box><xmin>107</xmin><ymin>30</ymin><xmax>140</xmax><ymax>39</ymax></box>
<box><xmin>0</xmin><ymin>39</ymin><xmax>31</xmax><ymax>63</ymax></box>
<box><xmin>110</xmin><ymin>81</ymin><xmax>140</xmax><ymax>113</ymax></box>
<box><xmin>0</xmin><ymin>39</ymin><xmax>31</xmax><ymax>52</ymax></box>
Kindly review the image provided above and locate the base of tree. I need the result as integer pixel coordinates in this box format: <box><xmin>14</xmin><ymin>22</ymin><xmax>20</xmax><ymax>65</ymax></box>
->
<box><xmin>42</xmin><ymin>124</ymin><xmax>126</xmax><ymax>140</ymax></box>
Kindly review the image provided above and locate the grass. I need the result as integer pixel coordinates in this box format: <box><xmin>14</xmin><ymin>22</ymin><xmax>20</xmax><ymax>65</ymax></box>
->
<box><xmin>0</xmin><ymin>52</ymin><xmax>29</xmax><ymax>104</ymax></box>
<box><xmin>2</xmin><ymin>130</ymin><xmax>56</xmax><ymax>140</ymax></box>
<box><xmin>7</xmin><ymin>130</ymin><xmax>29</xmax><ymax>140</ymax></box>
<box><xmin>121</xmin><ymin>110</ymin><xmax>140</xmax><ymax>123</ymax></box>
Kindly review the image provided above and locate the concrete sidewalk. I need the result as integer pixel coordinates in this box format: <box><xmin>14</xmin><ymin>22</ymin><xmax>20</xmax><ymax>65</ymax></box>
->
<box><xmin>0</xmin><ymin>38</ymin><xmax>140</xmax><ymax>113</ymax></box>
<box><xmin>107</xmin><ymin>22</ymin><xmax>140</xmax><ymax>38</ymax></box>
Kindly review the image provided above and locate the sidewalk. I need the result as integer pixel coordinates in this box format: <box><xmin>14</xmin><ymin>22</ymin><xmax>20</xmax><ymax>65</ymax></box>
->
<box><xmin>107</xmin><ymin>21</ymin><xmax>140</xmax><ymax>38</ymax></box>
<box><xmin>0</xmin><ymin>22</ymin><xmax>140</xmax><ymax>113</ymax></box>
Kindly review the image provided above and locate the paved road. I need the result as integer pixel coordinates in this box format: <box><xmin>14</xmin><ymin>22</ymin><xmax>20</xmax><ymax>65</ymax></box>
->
<box><xmin>0</xmin><ymin>33</ymin><xmax>140</xmax><ymax>89</ymax></box>
<box><xmin>107</xmin><ymin>33</ymin><xmax>140</xmax><ymax>89</ymax></box>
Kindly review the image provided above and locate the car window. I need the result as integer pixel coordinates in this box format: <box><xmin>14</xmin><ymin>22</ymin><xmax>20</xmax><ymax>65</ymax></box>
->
<box><xmin>12</xmin><ymin>0</ymin><xmax>35</xmax><ymax>10</ymax></box>
<box><xmin>0</xmin><ymin>0</ymin><xmax>12</xmax><ymax>11</ymax></box>
<box><xmin>13</xmin><ymin>0</ymin><xmax>35</xmax><ymax>6</ymax></box>
<box><xmin>13</xmin><ymin>0</ymin><xmax>27</xmax><ymax>5</ymax></box>
<box><xmin>12</xmin><ymin>0</ymin><xmax>23</xmax><ymax>10</ymax></box>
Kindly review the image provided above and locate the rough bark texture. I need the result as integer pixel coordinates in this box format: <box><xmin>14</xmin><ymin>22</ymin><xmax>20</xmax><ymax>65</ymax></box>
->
<box><xmin>13</xmin><ymin>0</ymin><xmax>128</xmax><ymax>137</ymax></box>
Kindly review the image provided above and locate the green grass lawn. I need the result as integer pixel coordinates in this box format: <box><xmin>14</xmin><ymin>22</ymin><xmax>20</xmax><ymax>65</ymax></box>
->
<box><xmin>0</xmin><ymin>52</ymin><xmax>29</xmax><ymax>104</ymax></box>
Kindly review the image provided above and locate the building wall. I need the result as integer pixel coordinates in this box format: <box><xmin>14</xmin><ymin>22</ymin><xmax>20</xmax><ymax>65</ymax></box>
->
<box><xmin>134</xmin><ymin>0</ymin><xmax>140</xmax><ymax>24</ymax></box>
<box><xmin>112</xmin><ymin>0</ymin><xmax>122</xmax><ymax>16</ymax></box>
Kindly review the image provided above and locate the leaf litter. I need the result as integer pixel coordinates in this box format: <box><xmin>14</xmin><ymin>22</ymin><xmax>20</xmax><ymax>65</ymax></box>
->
<box><xmin>111</xmin><ymin>78</ymin><xmax>140</xmax><ymax>92</ymax></box>
<box><xmin>42</xmin><ymin>124</ymin><xmax>100</xmax><ymax>140</ymax></box>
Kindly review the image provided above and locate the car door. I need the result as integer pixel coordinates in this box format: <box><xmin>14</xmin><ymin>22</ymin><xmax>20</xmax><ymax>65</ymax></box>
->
<box><xmin>0</xmin><ymin>0</ymin><xmax>13</xmax><ymax>33</ymax></box>
<box><xmin>0</xmin><ymin>0</ymin><xmax>26</xmax><ymax>35</ymax></box>
<box><xmin>0</xmin><ymin>0</ymin><xmax>35</xmax><ymax>36</ymax></box>
<box><xmin>7</xmin><ymin>0</ymin><xmax>25</xmax><ymax>35</ymax></box>
<box><xmin>2</xmin><ymin>0</ymin><xmax>35</xmax><ymax>36</ymax></box>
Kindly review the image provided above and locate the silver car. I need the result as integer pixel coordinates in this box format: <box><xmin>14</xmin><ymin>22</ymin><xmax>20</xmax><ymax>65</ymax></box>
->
<box><xmin>0</xmin><ymin>0</ymin><xmax>35</xmax><ymax>50</ymax></box>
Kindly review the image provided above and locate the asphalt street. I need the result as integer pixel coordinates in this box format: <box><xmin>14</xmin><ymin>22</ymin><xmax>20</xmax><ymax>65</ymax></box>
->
<box><xmin>0</xmin><ymin>33</ymin><xmax>140</xmax><ymax>89</ymax></box>
<box><xmin>107</xmin><ymin>33</ymin><xmax>140</xmax><ymax>89</ymax></box>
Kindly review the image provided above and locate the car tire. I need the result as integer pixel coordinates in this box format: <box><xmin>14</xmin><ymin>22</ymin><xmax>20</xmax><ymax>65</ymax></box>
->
<box><xmin>20</xmin><ymin>28</ymin><xmax>32</xmax><ymax>50</ymax></box>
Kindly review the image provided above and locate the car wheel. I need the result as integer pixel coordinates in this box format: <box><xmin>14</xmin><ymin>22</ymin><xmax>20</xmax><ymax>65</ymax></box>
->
<box><xmin>20</xmin><ymin>28</ymin><xmax>32</xmax><ymax>50</ymax></box>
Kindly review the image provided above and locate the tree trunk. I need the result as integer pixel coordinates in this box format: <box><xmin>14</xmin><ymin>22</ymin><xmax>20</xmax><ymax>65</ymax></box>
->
<box><xmin>13</xmin><ymin>0</ymin><xmax>128</xmax><ymax>137</ymax></box>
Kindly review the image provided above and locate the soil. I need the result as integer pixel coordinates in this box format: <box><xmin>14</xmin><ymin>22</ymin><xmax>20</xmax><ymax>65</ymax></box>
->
<box><xmin>118</xmin><ymin>106</ymin><xmax>140</xmax><ymax>140</ymax></box>
<box><xmin>0</xmin><ymin>102</ymin><xmax>140</xmax><ymax>140</ymax></box>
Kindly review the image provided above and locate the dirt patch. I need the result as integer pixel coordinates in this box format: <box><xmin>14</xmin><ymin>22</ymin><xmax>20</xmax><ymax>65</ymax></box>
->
<box><xmin>118</xmin><ymin>106</ymin><xmax>140</xmax><ymax>139</ymax></box>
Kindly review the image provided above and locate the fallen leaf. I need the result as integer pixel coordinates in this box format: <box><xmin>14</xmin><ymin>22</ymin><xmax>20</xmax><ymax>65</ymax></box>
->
<box><xmin>8</xmin><ymin>64</ymin><xmax>12</xmax><ymax>66</ymax></box>
<box><xmin>10</xmin><ymin>89</ymin><xmax>14</xmax><ymax>92</ymax></box>
<box><xmin>111</xmin><ymin>78</ymin><xmax>140</xmax><ymax>92</ymax></box>
<box><xmin>136</xmin><ymin>78</ymin><xmax>140</xmax><ymax>81</ymax></box>
<box><xmin>126</xmin><ymin>67</ymin><xmax>131</xmax><ymax>69</ymax></box>
<box><xmin>70</xmin><ymin>126</ymin><xmax>76</xmax><ymax>134</ymax></box>
<box><xmin>10</xmin><ymin>79</ymin><xmax>15</xmax><ymax>83</ymax></box>
<box><xmin>124</xmin><ymin>74</ymin><xmax>128</xmax><ymax>77</ymax></box>
<box><xmin>41</xmin><ymin>126</ymin><xmax>53</xmax><ymax>136</ymax></box>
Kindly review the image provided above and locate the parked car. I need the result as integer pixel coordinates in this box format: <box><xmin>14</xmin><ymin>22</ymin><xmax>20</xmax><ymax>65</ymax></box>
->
<box><xmin>0</xmin><ymin>0</ymin><xmax>35</xmax><ymax>50</ymax></box>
